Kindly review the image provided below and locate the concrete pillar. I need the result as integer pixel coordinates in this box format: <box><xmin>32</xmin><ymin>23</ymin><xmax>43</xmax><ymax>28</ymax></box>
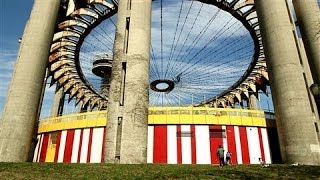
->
<box><xmin>0</xmin><ymin>0</ymin><xmax>60</xmax><ymax>162</ymax></box>
<box><xmin>101</xmin><ymin>78</ymin><xmax>110</xmax><ymax>98</ymax></box>
<box><xmin>248</xmin><ymin>94</ymin><xmax>258</xmax><ymax>110</ymax></box>
<box><xmin>293</xmin><ymin>0</ymin><xmax>320</xmax><ymax>84</ymax></box>
<box><xmin>255</xmin><ymin>0</ymin><xmax>320</xmax><ymax>165</ymax></box>
<box><xmin>105</xmin><ymin>0</ymin><xmax>152</xmax><ymax>164</ymax></box>
<box><xmin>50</xmin><ymin>88</ymin><xmax>65</xmax><ymax>117</ymax></box>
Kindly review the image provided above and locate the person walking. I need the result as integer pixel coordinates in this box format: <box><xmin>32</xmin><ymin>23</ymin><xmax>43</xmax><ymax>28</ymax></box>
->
<box><xmin>226</xmin><ymin>151</ymin><xmax>232</xmax><ymax>165</ymax></box>
<box><xmin>217</xmin><ymin>145</ymin><xmax>224</xmax><ymax>167</ymax></box>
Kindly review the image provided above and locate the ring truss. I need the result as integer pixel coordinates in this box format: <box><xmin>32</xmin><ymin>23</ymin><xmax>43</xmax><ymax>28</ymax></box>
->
<box><xmin>48</xmin><ymin>0</ymin><xmax>269</xmax><ymax>110</ymax></box>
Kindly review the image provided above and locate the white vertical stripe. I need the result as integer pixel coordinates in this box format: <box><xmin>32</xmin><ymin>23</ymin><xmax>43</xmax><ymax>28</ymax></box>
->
<box><xmin>167</xmin><ymin>125</ymin><xmax>177</xmax><ymax>164</ymax></box>
<box><xmin>261</xmin><ymin>128</ymin><xmax>272</xmax><ymax>164</ymax></box>
<box><xmin>147</xmin><ymin>126</ymin><xmax>154</xmax><ymax>163</ymax></box>
<box><xmin>36</xmin><ymin>134</ymin><xmax>43</xmax><ymax>162</ymax></box>
<box><xmin>57</xmin><ymin>130</ymin><xmax>67</xmax><ymax>163</ymax></box>
<box><xmin>246</xmin><ymin>127</ymin><xmax>261</xmax><ymax>164</ymax></box>
<box><xmin>222</xmin><ymin>125</ymin><xmax>228</xmax><ymax>161</ymax></box>
<box><xmin>234</xmin><ymin>126</ymin><xmax>242</xmax><ymax>164</ymax></box>
<box><xmin>181</xmin><ymin>125</ymin><xmax>191</xmax><ymax>164</ymax></box>
<box><xmin>80</xmin><ymin>128</ymin><xmax>90</xmax><ymax>163</ymax></box>
<box><xmin>90</xmin><ymin>128</ymin><xmax>104</xmax><ymax>163</ymax></box>
<box><xmin>195</xmin><ymin>125</ymin><xmax>211</xmax><ymax>164</ymax></box>
<box><xmin>71</xmin><ymin>129</ymin><xmax>81</xmax><ymax>163</ymax></box>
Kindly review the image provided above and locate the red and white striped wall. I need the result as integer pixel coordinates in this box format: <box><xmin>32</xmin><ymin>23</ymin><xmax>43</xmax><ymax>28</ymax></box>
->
<box><xmin>34</xmin><ymin>125</ymin><xmax>271</xmax><ymax>164</ymax></box>
<box><xmin>34</xmin><ymin>127</ymin><xmax>106</xmax><ymax>163</ymax></box>
<box><xmin>147</xmin><ymin>125</ymin><xmax>271</xmax><ymax>164</ymax></box>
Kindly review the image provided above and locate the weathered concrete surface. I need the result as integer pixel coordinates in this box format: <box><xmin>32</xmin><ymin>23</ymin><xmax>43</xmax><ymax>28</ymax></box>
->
<box><xmin>293</xmin><ymin>0</ymin><xmax>320</xmax><ymax>85</ymax></box>
<box><xmin>298</xmin><ymin>38</ymin><xmax>320</xmax><ymax>122</ymax></box>
<box><xmin>248</xmin><ymin>94</ymin><xmax>258</xmax><ymax>110</ymax></box>
<box><xmin>50</xmin><ymin>88</ymin><xmax>65</xmax><ymax>117</ymax></box>
<box><xmin>105</xmin><ymin>0</ymin><xmax>151</xmax><ymax>164</ymax></box>
<box><xmin>255</xmin><ymin>0</ymin><xmax>320</xmax><ymax>165</ymax></box>
<box><xmin>0</xmin><ymin>0</ymin><xmax>60</xmax><ymax>162</ymax></box>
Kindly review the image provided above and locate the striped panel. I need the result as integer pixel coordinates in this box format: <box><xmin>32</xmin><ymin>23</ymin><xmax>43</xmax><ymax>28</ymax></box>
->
<box><xmin>258</xmin><ymin>128</ymin><xmax>265</xmax><ymax>163</ymax></box>
<box><xmin>190</xmin><ymin>125</ymin><xmax>196</xmax><ymax>164</ymax></box>
<box><xmin>90</xmin><ymin>127</ymin><xmax>104</xmax><ymax>163</ymax></box>
<box><xmin>33</xmin><ymin>134</ymin><xmax>41</xmax><ymax>162</ymax></box>
<box><xmin>57</xmin><ymin>130</ymin><xmax>67</xmax><ymax>163</ymax></box>
<box><xmin>45</xmin><ymin>133</ymin><xmax>56</xmax><ymax>162</ymax></box>
<box><xmin>177</xmin><ymin>125</ymin><xmax>182</xmax><ymax>164</ymax></box>
<box><xmin>33</xmin><ymin>125</ymin><xmax>273</xmax><ymax>165</ymax></box>
<box><xmin>181</xmin><ymin>125</ymin><xmax>191</xmax><ymax>164</ymax></box>
<box><xmin>209</xmin><ymin>125</ymin><xmax>223</xmax><ymax>164</ymax></box>
<box><xmin>71</xmin><ymin>129</ymin><xmax>81</xmax><ymax>163</ymax></box>
<box><xmin>222</xmin><ymin>125</ymin><xmax>228</xmax><ymax>163</ymax></box>
<box><xmin>234</xmin><ymin>126</ymin><xmax>243</xmax><ymax>164</ymax></box>
<box><xmin>77</xmin><ymin>129</ymin><xmax>84</xmax><ymax>162</ymax></box>
<box><xmin>101</xmin><ymin>127</ymin><xmax>107</xmax><ymax>163</ymax></box>
<box><xmin>54</xmin><ymin>131</ymin><xmax>62</xmax><ymax>162</ymax></box>
<box><xmin>247</xmin><ymin>127</ymin><xmax>261</xmax><ymax>164</ymax></box>
<box><xmin>39</xmin><ymin>133</ymin><xmax>49</xmax><ymax>162</ymax></box>
<box><xmin>239</xmin><ymin>126</ymin><xmax>250</xmax><ymax>164</ymax></box>
<box><xmin>226</xmin><ymin>126</ymin><xmax>238</xmax><ymax>164</ymax></box>
<box><xmin>153</xmin><ymin>125</ymin><xmax>167</xmax><ymax>163</ymax></box>
<box><xmin>79</xmin><ymin>128</ymin><xmax>90</xmax><ymax>163</ymax></box>
<box><xmin>261</xmin><ymin>128</ymin><xmax>272</xmax><ymax>164</ymax></box>
<box><xmin>195</xmin><ymin>125</ymin><xmax>211</xmax><ymax>164</ymax></box>
<box><xmin>64</xmin><ymin>130</ymin><xmax>75</xmax><ymax>163</ymax></box>
<box><xmin>167</xmin><ymin>125</ymin><xmax>177</xmax><ymax>164</ymax></box>
<box><xmin>86</xmin><ymin>128</ymin><xmax>93</xmax><ymax>163</ymax></box>
<box><xmin>147</xmin><ymin>126</ymin><xmax>154</xmax><ymax>163</ymax></box>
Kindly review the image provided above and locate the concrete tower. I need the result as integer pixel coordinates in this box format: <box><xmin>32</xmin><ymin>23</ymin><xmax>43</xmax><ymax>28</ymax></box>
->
<box><xmin>50</xmin><ymin>88</ymin><xmax>65</xmax><ymax>117</ymax></box>
<box><xmin>0</xmin><ymin>0</ymin><xmax>60</xmax><ymax>162</ymax></box>
<box><xmin>255</xmin><ymin>0</ymin><xmax>320</xmax><ymax>165</ymax></box>
<box><xmin>105</xmin><ymin>0</ymin><xmax>152</xmax><ymax>164</ymax></box>
<box><xmin>293</xmin><ymin>0</ymin><xmax>320</xmax><ymax>114</ymax></box>
<box><xmin>292</xmin><ymin>0</ymin><xmax>320</xmax><ymax>85</ymax></box>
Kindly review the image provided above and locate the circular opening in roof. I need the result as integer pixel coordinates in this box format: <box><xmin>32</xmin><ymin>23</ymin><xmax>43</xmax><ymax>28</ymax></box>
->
<box><xmin>156</xmin><ymin>83</ymin><xmax>169</xmax><ymax>90</ymax></box>
<box><xmin>77</xmin><ymin>0</ymin><xmax>257</xmax><ymax>107</ymax></box>
<box><xmin>150</xmin><ymin>79</ymin><xmax>175</xmax><ymax>93</ymax></box>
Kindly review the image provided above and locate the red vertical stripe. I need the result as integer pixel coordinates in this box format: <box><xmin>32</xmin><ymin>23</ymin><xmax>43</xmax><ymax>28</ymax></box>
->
<box><xmin>87</xmin><ymin>128</ymin><xmax>94</xmax><ymax>163</ymax></box>
<box><xmin>258</xmin><ymin>128</ymin><xmax>265</xmax><ymax>162</ymax></box>
<box><xmin>239</xmin><ymin>127</ymin><xmax>250</xmax><ymax>164</ymax></box>
<box><xmin>63</xmin><ymin>130</ymin><xmax>75</xmax><ymax>163</ymax></box>
<box><xmin>177</xmin><ymin>125</ymin><xmax>182</xmax><ymax>164</ymax></box>
<box><xmin>39</xmin><ymin>133</ymin><xmax>50</xmax><ymax>162</ymax></box>
<box><xmin>54</xmin><ymin>131</ymin><xmax>62</xmax><ymax>162</ymax></box>
<box><xmin>226</xmin><ymin>126</ymin><xmax>238</xmax><ymax>164</ymax></box>
<box><xmin>101</xmin><ymin>127</ymin><xmax>107</xmax><ymax>163</ymax></box>
<box><xmin>77</xmin><ymin>129</ymin><xmax>84</xmax><ymax>163</ymax></box>
<box><xmin>191</xmin><ymin>125</ymin><xmax>197</xmax><ymax>164</ymax></box>
<box><xmin>209</xmin><ymin>125</ymin><xmax>223</xmax><ymax>164</ymax></box>
<box><xmin>153</xmin><ymin>125</ymin><xmax>167</xmax><ymax>163</ymax></box>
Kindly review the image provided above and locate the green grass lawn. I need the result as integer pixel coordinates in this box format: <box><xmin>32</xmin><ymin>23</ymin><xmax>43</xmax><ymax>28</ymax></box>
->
<box><xmin>0</xmin><ymin>163</ymin><xmax>319</xmax><ymax>179</ymax></box>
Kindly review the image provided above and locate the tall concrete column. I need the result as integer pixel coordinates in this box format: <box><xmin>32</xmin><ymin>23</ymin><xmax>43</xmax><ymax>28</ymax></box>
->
<box><xmin>293</xmin><ymin>0</ymin><xmax>320</xmax><ymax>84</ymax></box>
<box><xmin>255</xmin><ymin>0</ymin><xmax>320</xmax><ymax>165</ymax></box>
<box><xmin>248</xmin><ymin>94</ymin><xmax>258</xmax><ymax>110</ymax></box>
<box><xmin>0</xmin><ymin>0</ymin><xmax>60</xmax><ymax>162</ymax></box>
<box><xmin>105</xmin><ymin>0</ymin><xmax>152</xmax><ymax>164</ymax></box>
<box><xmin>50</xmin><ymin>88</ymin><xmax>65</xmax><ymax>117</ymax></box>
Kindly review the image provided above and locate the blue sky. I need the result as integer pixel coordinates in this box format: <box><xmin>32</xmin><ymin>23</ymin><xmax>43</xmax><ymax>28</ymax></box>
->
<box><xmin>0</xmin><ymin>0</ymin><xmax>34</xmax><ymax>114</ymax></box>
